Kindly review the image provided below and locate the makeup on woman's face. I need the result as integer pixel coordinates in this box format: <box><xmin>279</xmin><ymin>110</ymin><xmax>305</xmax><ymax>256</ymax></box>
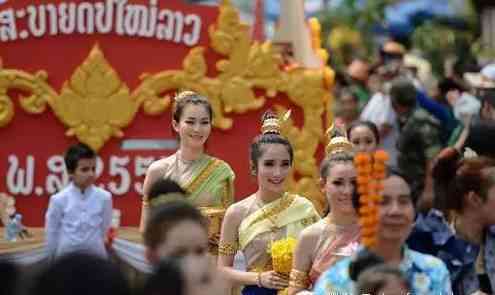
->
<box><xmin>256</xmin><ymin>143</ymin><xmax>292</xmax><ymax>194</ymax></box>
<box><xmin>173</xmin><ymin>104</ymin><xmax>211</xmax><ymax>149</ymax></box>
<box><xmin>323</xmin><ymin>162</ymin><xmax>357</xmax><ymax>215</ymax></box>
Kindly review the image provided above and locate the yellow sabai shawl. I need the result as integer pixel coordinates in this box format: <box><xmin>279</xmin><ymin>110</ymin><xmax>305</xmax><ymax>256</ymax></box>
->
<box><xmin>238</xmin><ymin>193</ymin><xmax>320</xmax><ymax>250</ymax></box>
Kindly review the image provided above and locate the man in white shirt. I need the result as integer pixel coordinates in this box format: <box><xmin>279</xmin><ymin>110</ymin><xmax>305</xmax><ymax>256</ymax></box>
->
<box><xmin>45</xmin><ymin>143</ymin><xmax>112</xmax><ymax>259</ymax></box>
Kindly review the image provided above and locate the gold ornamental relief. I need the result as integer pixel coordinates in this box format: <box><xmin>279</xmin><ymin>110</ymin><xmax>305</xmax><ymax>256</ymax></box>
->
<box><xmin>52</xmin><ymin>45</ymin><xmax>138</xmax><ymax>151</ymax></box>
<box><xmin>0</xmin><ymin>0</ymin><xmax>333</xmax><ymax>212</ymax></box>
<box><xmin>0</xmin><ymin>69</ymin><xmax>54</xmax><ymax>128</ymax></box>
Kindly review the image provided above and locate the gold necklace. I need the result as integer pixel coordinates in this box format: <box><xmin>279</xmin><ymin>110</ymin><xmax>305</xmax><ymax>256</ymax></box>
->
<box><xmin>256</xmin><ymin>197</ymin><xmax>279</xmax><ymax>232</ymax></box>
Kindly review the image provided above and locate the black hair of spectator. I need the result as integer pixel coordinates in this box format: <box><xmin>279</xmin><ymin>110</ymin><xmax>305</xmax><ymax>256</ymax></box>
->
<box><xmin>438</xmin><ymin>78</ymin><xmax>466</xmax><ymax>97</ymax></box>
<box><xmin>144</xmin><ymin>201</ymin><xmax>207</xmax><ymax>251</ymax></box>
<box><xmin>31</xmin><ymin>252</ymin><xmax>131</xmax><ymax>295</ymax></box>
<box><xmin>349</xmin><ymin>248</ymin><xmax>385</xmax><ymax>281</ymax></box>
<box><xmin>465</xmin><ymin>118</ymin><xmax>495</xmax><ymax>158</ymax></box>
<box><xmin>64</xmin><ymin>143</ymin><xmax>96</xmax><ymax>174</ymax></box>
<box><xmin>148</xmin><ymin>178</ymin><xmax>187</xmax><ymax>201</ymax></box>
<box><xmin>389</xmin><ymin>78</ymin><xmax>417</xmax><ymax>109</ymax></box>
<box><xmin>141</xmin><ymin>257</ymin><xmax>185</xmax><ymax>295</ymax></box>
<box><xmin>356</xmin><ymin>263</ymin><xmax>410</xmax><ymax>294</ymax></box>
<box><xmin>0</xmin><ymin>260</ymin><xmax>19</xmax><ymax>295</ymax></box>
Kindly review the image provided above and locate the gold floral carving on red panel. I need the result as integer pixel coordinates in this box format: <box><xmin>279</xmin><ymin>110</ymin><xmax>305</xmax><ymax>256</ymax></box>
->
<box><xmin>0</xmin><ymin>0</ymin><xmax>333</xmax><ymax>212</ymax></box>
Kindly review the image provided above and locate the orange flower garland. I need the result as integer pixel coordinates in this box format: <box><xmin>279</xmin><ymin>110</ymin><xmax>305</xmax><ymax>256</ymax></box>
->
<box><xmin>354</xmin><ymin>150</ymin><xmax>389</xmax><ymax>247</ymax></box>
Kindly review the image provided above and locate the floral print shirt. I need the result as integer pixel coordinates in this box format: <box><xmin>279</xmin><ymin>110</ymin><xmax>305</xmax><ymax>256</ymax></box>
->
<box><xmin>313</xmin><ymin>246</ymin><xmax>452</xmax><ymax>295</ymax></box>
<box><xmin>408</xmin><ymin>209</ymin><xmax>495</xmax><ymax>295</ymax></box>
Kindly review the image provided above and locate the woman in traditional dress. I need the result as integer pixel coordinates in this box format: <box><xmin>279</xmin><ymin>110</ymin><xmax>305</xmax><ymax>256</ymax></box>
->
<box><xmin>140</xmin><ymin>91</ymin><xmax>235</xmax><ymax>246</ymax></box>
<box><xmin>288</xmin><ymin>127</ymin><xmax>360</xmax><ymax>295</ymax></box>
<box><xmin>217</xmin><ymin>111</ymin><xmax>320</xmax><ymax>295</ymax></box>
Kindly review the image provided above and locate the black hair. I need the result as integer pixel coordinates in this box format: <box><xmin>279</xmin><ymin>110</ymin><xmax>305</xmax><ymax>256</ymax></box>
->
<box><xmin>148</xmin><ymin>178</ymin><xmax>187</xmax><ymax>201</ymax></box>
<box><xmin>142</xmin><ymin>257</ymin><xmax>185</xmax><ymax>295</ymax></box>
<box><xmin>438</xmin><ymin>78</ymin><xmax>466</xmax><ymax>97</ymax></box>
<box><xmin>64</xmin><ymin>143</ymin><xmax>96</xmax><ymax>174</ymax></box>
<box><xmin>355</xmin><ymin>263</ymin><xmax>410</xmax><ymax>294</ymax></box>
<box><xmin>347</xmin><ymin>121</ymin><xmax>380</xmax><ymax>145</ymax></box>
<box><xmin>172</xmin><ymin>91</ymin><xmax>213</xmax><ymax>124</ymax></box>
<box><xmin>31</xmin><ymin>252</ymin><xmax>130</xmax><ymax>295</ymax></box>
<box><xmin>349</xmin><ymin>248</ymin><xmax>385</xmax><ymax>281</ymax></box>
<box><xmin>250</xmin><ymin>110</ymin><xmax>294</xmax><ymax>175</ymax></box>
<box><xmin>0</xmin><ymin>260</ymin><xmax>18</xmax><ymax>295</ymax></box>
<box><xmin>464</xmin><ymin>118</ymin><xmax>495</xmax><ymax>158</ymax></box>
<box><xmin>144</xmin><ymin>179</ymin><xmax>207</xmax><ymax>251</ymax></box>
<box><xmin>350</xmin><ymin>249</ymin><xmax>410</xmax><ymax>295</ymax></box>
<box><xmin>389</xmin><ymin>78</ymin><xmax>417</xmax><ymax>109</ymax></box>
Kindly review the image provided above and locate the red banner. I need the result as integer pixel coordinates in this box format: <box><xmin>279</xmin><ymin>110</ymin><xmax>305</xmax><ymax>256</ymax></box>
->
<box><xmin>0</xmin><ymin>0</ymin><xmax>289</xmax><ymax>226</ymax></box>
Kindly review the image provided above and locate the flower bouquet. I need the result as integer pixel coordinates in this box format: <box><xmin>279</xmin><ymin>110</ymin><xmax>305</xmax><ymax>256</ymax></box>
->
<box><xmin>269</xmin><ymin>237</ymin><xmax>297</xmax><ymax>295</ymax></box>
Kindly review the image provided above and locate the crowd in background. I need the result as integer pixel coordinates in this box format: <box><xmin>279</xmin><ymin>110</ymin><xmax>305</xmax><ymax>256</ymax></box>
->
<box><xmin>3</xmin><ymin>38</ymin><xmax>495</xmax><ymax>295</ymax></box>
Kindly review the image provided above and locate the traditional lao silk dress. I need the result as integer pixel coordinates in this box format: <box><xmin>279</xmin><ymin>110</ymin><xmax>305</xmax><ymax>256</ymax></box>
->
<box><xmin>307</xmin><ymin>218</ymin><xmax>360</xmax><ymax>288</ymax></box>
<box><xmin>237</xmin><ymin>193</ymin><xmax>320</xmax><ymax>295</ymax></box>
<box><xmin>142</xmin><ymin>151</ymin><xmax>235</xmax><ymax>250</ymax></box>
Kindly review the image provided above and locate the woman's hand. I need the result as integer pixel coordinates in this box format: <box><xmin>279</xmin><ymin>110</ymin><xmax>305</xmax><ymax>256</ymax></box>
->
<box><xmin>259</xmin><ymin>271</ymin><xmax>289</xmax><ymax>290</ymax></box>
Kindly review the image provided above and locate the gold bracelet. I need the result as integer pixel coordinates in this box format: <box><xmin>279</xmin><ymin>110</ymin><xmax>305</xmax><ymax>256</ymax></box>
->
<box><xmin>218</xmin><ymin>242</ymin><xmax>237</xmax><ymax>256</ymax></box>
<box><xmin>289</xmin><ymin>269</ymin><xmax>309</xmax><ymax>289</ymax></box>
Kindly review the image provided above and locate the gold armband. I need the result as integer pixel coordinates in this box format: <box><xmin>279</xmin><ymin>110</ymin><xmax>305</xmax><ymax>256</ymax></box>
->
<box><xmin>289</xmin><ymin>269</ymin><xmax>309</xmax><ymax>289</ymax></box>
<box><xmin>218</xmin><ymin>242</ymin><xmax>238</xmax><ymax>256</ymax></box>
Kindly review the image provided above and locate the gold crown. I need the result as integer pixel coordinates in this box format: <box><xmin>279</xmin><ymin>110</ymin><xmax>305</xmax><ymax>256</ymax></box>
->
<box><xmin>174</xmin><ymin>90</ymin><xmax>200</xmax><ymax>102</ymax></box>
<box><xmin>325</xmin><ymin>123</ymin><xmax>353</xmax><ymax>155</ymax></box>
<box><xmin>261</xmin><ymin>110</ymin><xmax>291</xmax><ymax>135</ymax></box>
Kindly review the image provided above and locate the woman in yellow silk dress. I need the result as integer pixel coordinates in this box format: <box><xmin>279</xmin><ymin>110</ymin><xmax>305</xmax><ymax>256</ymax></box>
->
<box><xmin>217</xmin><ymin>111</ymin><xmax>320</xmax><ymax>295</ymax></box>
<box><xmin>140</xmin><ymin>91</ymin><xmax>235</xmax><ymax>246</ymax></box>
<box><xmin>288</xmin><ymin>127</ymin><xmax>360</xmax><ymax>295</ymax></box>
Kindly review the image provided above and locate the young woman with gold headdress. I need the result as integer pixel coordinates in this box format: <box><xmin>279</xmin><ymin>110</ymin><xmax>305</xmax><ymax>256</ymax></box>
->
<box><xmin>217</xmin><ymin>110</ymin><xmax>320</xmax><ymax>295</ymax></box>
<box><xmin>139</xmin><ymin>91</ymin><xmax>235</xmax><ymax>250</ymax></box>
<box><xmin>287</xmin><ymin>125</ymin><xmax>360</xmax><ymax>295</ymax></box>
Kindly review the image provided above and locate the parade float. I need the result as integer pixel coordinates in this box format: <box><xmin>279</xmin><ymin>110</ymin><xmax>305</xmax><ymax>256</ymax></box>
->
<box><xmin>0</xmin><ymin>0</ymin><xmax>333</xmax><ymax>269</ymax></box>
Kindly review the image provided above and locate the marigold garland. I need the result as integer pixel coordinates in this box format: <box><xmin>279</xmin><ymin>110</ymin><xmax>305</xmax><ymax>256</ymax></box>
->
<box><xmin>354</xmin><ymin>151</ymin><xmax>389</xmax><ymax>247</ymax></box>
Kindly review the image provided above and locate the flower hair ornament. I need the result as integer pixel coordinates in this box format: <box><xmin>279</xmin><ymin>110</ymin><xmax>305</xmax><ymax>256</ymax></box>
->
<box><xmin>325</xmin><ymin>123</ymin><xmax>354</xmax><ymax>155</ymax></box>
<box><xmin>261</xmin><ymin>109</ymin><xmax>291</xmax><ymax>135</ymax></box>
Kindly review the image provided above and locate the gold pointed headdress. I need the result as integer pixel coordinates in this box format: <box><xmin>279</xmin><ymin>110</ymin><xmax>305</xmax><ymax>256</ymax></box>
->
<box><xmin>174</xmin><ymin>90</ymin><xmax>205</xmax><ymax>102</ymax></box>
<box><xmin>325</xmin><ymin>123</ymin><xmax>353</xmax><ymax>155</ymax></box>
<box><xmin>261</xmin><ymin>109</ymin><xmax>291</xmax><ymax>135</ymax></box>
